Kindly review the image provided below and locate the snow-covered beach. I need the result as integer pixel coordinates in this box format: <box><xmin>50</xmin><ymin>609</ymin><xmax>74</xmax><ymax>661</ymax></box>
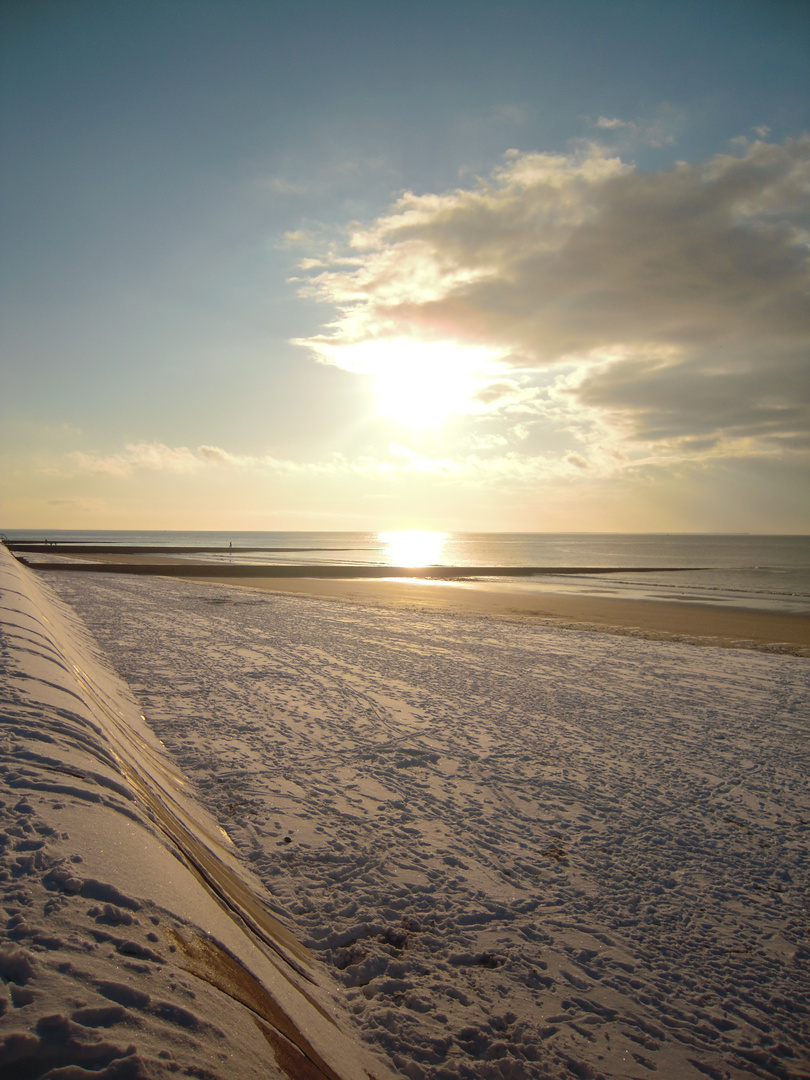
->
<box><xmin>2</xmin><ymin>549</ymin><xmax>809</xmax><ymax>1078</ymax></box>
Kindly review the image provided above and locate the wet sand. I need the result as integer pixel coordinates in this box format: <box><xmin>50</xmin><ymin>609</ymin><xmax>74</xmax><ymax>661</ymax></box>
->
<box><xmin>189</xmin><ymin>574</ymin><xmax>810</xmax><ymax>654</ymax></box>
<box><xmin>16</xmin><ymin>549</ymin><xmax>810</xmax><ymax>653</ymax></box>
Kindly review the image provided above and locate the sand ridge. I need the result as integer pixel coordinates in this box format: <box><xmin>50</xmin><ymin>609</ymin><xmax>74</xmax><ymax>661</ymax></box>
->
<box><xmin>0</xmin><ymin>547</ymin><xmax>394</xmax><ymax>1080</ymax></box>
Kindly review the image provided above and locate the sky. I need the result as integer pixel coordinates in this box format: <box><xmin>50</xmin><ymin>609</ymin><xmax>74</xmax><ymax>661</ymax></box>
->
<box><xmin>1</xmin><ymin>0</ymin><xmax>809</xmax><ymax>533</ymax></box>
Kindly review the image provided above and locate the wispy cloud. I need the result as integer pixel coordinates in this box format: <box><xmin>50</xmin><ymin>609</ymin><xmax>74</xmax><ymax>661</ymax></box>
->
<box><xmin>62</xmin><ymin>438</ymin><xmax>631</xmax><ymax>489</ymax></box>
<box><xmin>293</xmin><ymin>137</ymin><xmax>810</xmax><ymax>459</ymax></box>
<box><xmin>590</xmin><ymin>105</ymin><xmax>683</xmax><ymax>147</ymax></box>
<box><xmin>595</xmin><ymin>116</ymin><xmax>635</xmax><ymax>130</ymax></box>
<box><xmin>67</xmin><ymin>443</ymin><xmax>336</xmax><ymax>477</ymax></box>
<box><xmin>70</xmin><ymin>443</ymin><xmax>205</xmax><ymax>476</ymax></box>
<box><xmin>262</xmin><ymin>176</ymin><xmax>308</xmax><ymax>196</ymax></box>
<box><xmin>62</xmin><ymin>430</ymin><xmax>803</xmax><ymax>509</ymax></box>
<box><xmin>255</xmin><ymin>155</ymin><xmax>397</xmax><ymax>207</ymax></box>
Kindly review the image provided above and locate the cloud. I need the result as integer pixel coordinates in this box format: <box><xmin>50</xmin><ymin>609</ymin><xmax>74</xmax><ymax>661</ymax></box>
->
<box><xmin>263</xmin><ymin>176</ymin><xmax>308</xmax><ymax>196</ymax></box>
<box><xmin>65</xmin><ymin>441</ymin><xmax>459</xmax><ymax>480</ymax></box>
<box><xmin>257</xmin><ymin>157</ymin><xmax>395</xmax><ymax>210</ymax></box>
<box><xmin>491</xmin><ymin>104</ymin><xmax>526</xmax><ymax>126</ymax></box>
<box><xmin>71</xmin><ymin>443</ymin><xmax>205</xmax><ymax>476</ymax></box>
<box><xmin>68</xmin><ymin>443</ymin><xmax>315</xmax><ymax>477</ymax></box>
<box><xmin>590</xmin><ymin>105</ymin><xmax>683</xmax><ymax>148</ymax></box>
<box><xmin>294</xmin><ymin>137</ymin><xmax>810</xmax><ymax>458</ymax></box>
<box><xmin>281</xmin><ymin>229</ymin><xmax>321</xmax><ymax>248</ymax></box>
<box><xmin>63</xmin><ymin>439</ymin><xmax>617</xmax><ymax>490</ymax></box>
<box><xmin>596</xmin><ymin>116</ymin><xmax>635</xmax><ymax>130</ymax></box>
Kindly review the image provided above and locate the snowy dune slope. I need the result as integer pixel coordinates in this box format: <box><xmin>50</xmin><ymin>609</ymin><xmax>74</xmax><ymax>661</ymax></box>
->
<box><xmin>42</xmin><ymin>570</ymin><xmax>810</xmax><ymax>1080</ymax></box>
<box><xmin>0</xmin><ymin>546</ymin><xmax>392</xmax><ymax>1079</ymax></box>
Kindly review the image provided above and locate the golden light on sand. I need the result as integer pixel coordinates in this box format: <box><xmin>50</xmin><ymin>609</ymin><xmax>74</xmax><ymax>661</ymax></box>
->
<box><xmin>380</xmin><ymin>530</ymin><xmax>447</xmax><ymax>566</ymax></box>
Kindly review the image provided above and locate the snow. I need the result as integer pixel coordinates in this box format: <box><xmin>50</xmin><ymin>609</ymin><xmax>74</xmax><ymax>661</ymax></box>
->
<box><xmin>0</xmin><ymin>546</ymin><xmax>392</xmax><ymax>1079</ymax></box>
<box><xmin>4</xmin><ymin>550</ymin><xmax>809</xmax><ymax>1079</ymax></box>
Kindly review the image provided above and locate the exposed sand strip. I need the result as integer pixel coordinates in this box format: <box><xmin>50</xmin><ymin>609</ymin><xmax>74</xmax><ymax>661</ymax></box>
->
<box><xmin>21</xmin><ymin>559</ymin><xmax>706</xmax><ymax>578</ymax></box>
<box><xmin>17</xmin><ymin>549</ymin><xmax>809</xmax><ymax>651</ymax></box>
<box><xmin>187</xmin><ymin>575</ymin><xmax>810</xmax><ymax>654</ymax></box>
<box><xmin>8</xmin><ymin>544</ymin><xmax>353</xmax><ymax>556</ymax></box>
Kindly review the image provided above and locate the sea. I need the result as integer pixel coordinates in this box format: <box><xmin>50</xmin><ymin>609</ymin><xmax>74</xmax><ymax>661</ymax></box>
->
<box><xmin>3</xmin><ymin>530</ymin><xmax>809</xmax><ymax>615</ymax></box>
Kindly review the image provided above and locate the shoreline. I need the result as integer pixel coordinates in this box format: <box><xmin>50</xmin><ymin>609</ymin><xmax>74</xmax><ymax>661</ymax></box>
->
<box><xmin>189</xmin><ymin>574</ymin><xmax>810</xmax><ymax>655</ymax></box>
<box><xmin>15</xmin><ymin>550</ymin><xmax>810</xmax><ymax>653</ymax></box>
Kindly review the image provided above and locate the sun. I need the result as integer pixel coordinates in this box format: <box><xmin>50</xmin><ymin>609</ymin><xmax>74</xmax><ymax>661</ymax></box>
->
<box><xmin>379</xmin><ymin>530</ymin><xmax>447</xmax><ymax>566</ymax></box>
<box><xmin>308</xmin><ymin>336</ymin><xmax>504</xmax><ymax>429</ymax></box>
<box><xmin>366</xmin><ymin>339</ymin><xmax>499</xmax><ymax>429</ymax></box>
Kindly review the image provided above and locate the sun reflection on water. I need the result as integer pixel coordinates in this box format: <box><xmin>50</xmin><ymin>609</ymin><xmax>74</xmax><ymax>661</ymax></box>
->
<box><xmin>379</xmin><ymin>530</ymin><xmax>447</xmax><ymax>567</ymax></box>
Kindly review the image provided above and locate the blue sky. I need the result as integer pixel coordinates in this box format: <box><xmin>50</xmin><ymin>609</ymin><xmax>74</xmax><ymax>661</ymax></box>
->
<box><xmin>1</xmin><ymin>0</ymin><xmax>808</xmax><ymax>531</ymax></box>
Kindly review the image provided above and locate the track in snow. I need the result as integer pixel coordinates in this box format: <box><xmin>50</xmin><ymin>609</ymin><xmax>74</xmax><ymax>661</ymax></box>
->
<box><xmin>47</xmin><ymin>572</ymin><xmax>810</xmax><ymax>1080</ymax></box>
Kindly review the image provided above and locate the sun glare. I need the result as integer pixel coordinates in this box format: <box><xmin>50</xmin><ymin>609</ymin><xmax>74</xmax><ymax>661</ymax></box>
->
<box><xmin>363</xmin><ymin>339</ymin><xmax>500</xmax><ymax>429</ymax></box>
<box><xmin>380</xmin><ymin>530</ymin><xmax>447</xmax><ymax>567</ymax></box>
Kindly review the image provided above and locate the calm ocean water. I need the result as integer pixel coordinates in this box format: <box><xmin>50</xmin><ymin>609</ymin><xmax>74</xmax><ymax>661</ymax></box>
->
<box><xmin>3</xmin><ymin>530</ymin><xmax>809</xmax><ymax>614</ymax></box>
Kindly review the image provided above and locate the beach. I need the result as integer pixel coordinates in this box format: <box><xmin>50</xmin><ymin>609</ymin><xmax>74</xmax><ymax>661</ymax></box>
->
<box><xmin>6</xmin><ymin>3</ymin><xmax>810</xmax><ymax>1075</ymax></box>
<box><xmin>14</xmin><ymin>539</ymin><xmax>810</xmax><ymax>655</ymax></box>
<box><xmin>182</xmin><ymin>574</ymin><xmax>810</xmax><ymax>654</ymax></box>
<box><xmin>4</xmin><ymin>554</ymin><xmax>804</xmax><ymax>1079</ymax></box>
